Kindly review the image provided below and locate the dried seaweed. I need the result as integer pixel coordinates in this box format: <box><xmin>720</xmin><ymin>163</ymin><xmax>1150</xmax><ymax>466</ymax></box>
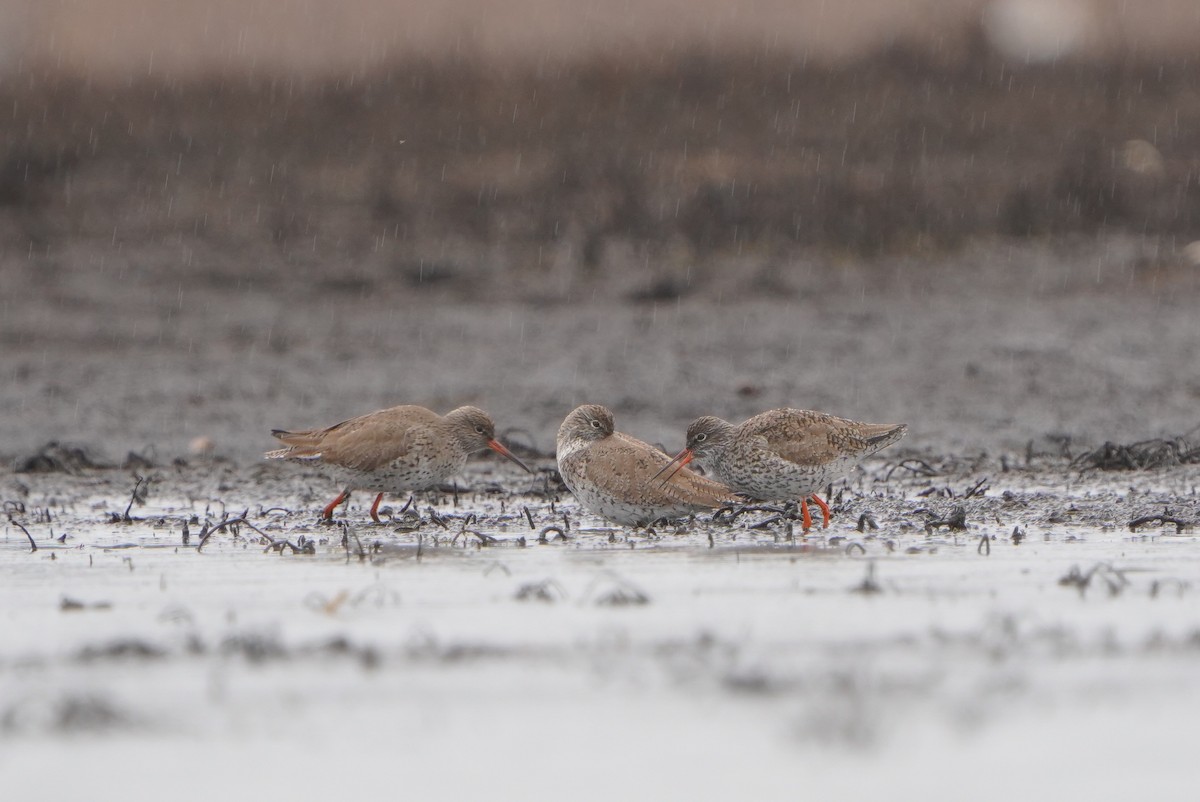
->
<box><xmin>1129</xmin><ymin>510</ymin><xmax>1195</xmax><ymax>534</ymax></box>
<box><xmin>16</xmin><ymin>442</ymin><xmax>106</xmax><ymax>474</ymax></box>
<box><xmin>1072</xmin><ymin>437</ymin><xmax>1200</xmax><ymax>471</ymax></box>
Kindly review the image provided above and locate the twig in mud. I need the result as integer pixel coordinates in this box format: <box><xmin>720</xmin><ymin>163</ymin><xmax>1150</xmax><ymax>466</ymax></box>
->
<box><xmin>585</xmin><ymin>572</ymin><xmax>650</xmax><ymax>606</ymax></box>
<box><xmin>264</xmin><ymin>535</ymin><xmax>316</xmax><ymax>555</ymax></box>
<box><xmin>4</xmin><ymin>500</ymin><xmax>27</xmax><ymax>516</ymax></box>
<box><xmin>1057</xmin><ymin>565</ymin><xmax>1090</xmax><ymax>595</ymax></box>
<box><xmin>526</xmin><ymin>470</ymin><xmax>561</xmax><ymax>501</ymax></box>
<box><xmin>882</xmin><ymin>459</ymin><xmax>941</xmax><ymax>482</ymax></box>
<box><xmin>856</xmin><ymin>513</ymin><xmax>878</xmax><ymax>533</ymax></box>
<box><xmin>538</xmin><ymin>526</ymin><xmax>568</xmax><ymax>544</ymax></box>
<box><xmin>924</xmin><ymin>506</ymin><xmax>968</xmax><ymax>534</ymax></box>
<box><xmin>12</xmin><ymin>521</ymin><xmax>37</xmax><ymax>552</ymax></box>
<box><xmin>845</xmin><ymin>542</ymin><xmax>867</xmax><ymax>556</ymax></box>
<box><xmin>1058</xmin><ymin>562</ymin><xmax>1129</xmax><ymax>597</ymax></box>
<box><xmin>964</xmin><ymin>477</ymin><xmax>990</xmax><ymax>498</ymax></box>
<box><xmin>523</xmin><ymin>506</ymin><xmax>535</xmax><ymax>530</ymax></box>
<box><xmin>850</xmin><ymin>561</ymin><xmax>882</xmax><ymax>594</ymax></box>
<box><xmin>713</xmin><ymin>503</ymin><xmax>794</xmax><ymax>524</ymax></box>
<box><xmin>426</xmin><ymin>509</ymin><xmax>449</xmax><ymax>530</ymax></box>
<box><xmin>596</xmin><ymin>584</ymin><xmax>648</xmax><ymax>605</ymax></box>
<box><xmin>450</xmin><ymin>515</ymin><xmax>495</xmax><ymax>546</ymax></box>
<box><xmin>977</xmin><ymin>534</ymin><xmax>991</xmax><ymax>556</ymax></box>
<box><xmin>60</xmin><ymin>596</ymin><xmax>112</xmax><ymax>611</ymax></box>
<box><xmin>121</xmin><ymin>475</ymin><xmax>150</xmax><ymax>522</ymax></box>
<box><xmin>341</xmin><ymin>522</ymin><xmax>366</xmax><ymax>561</ymax></box>
<box><xmin>196</xmin><ymin>516</ymin><xmax>271</xmax><ymax>552</ymax></box>
<box><xmin>514</xmin><ymin>578</ymin><xmax>567</xmax><ymax>603</ymax></box>
<box><xmin>464</xmin><ymin>530</ymin><xmax>496</xmax><ymax>547</ymax></box>
<box><xmin>1149</xmin><ymin>578</ymin><xmax>1190</xmax><ymax>599</ymax></box>
<box><xmin>1129</xmin><ymin>511</ymin><xmax>1194</xmax><ymax>534</ymax></box>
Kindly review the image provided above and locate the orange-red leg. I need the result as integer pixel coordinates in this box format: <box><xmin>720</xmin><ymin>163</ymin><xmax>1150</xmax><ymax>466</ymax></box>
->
<box><xmin>809</xmin><ymin>494</ymin><xmax>831</xmax><ymax>529</ymax></box>
<box><xmin>322</xmin><ymin>489</ymin><xmax>351</xmax><ymax>520</ymax></box>
<box><xmin>369</xmin><ymin>492</ymin><xmax>385</xmax><ymax>523</ymax></box>
<box><xmin>799</xmin><ymin>498</ymin><xmax>813</xmax><ymax>531</ymax></box>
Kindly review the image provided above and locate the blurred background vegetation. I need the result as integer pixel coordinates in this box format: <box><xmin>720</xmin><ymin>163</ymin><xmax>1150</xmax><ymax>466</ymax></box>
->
<box><xmin>2</xmin><ymin>0</ymin><xmax>1198</xmax><ymax>302</ymax></box>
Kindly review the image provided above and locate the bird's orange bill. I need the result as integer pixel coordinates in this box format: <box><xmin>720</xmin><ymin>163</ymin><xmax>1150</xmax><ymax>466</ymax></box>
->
<box><xmin>488</xmin><ymin>439</ymin><xmax>533</xmax><ymax>473</ymax></box>
<box><xmin>650</xmin><ymin>448</ymin><xmax>693</xmax><ymax>487</ymax></box>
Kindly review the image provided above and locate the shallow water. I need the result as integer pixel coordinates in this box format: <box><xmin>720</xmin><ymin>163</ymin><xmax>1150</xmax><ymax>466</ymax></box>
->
<box><xmin>3</xmin><ymin>458</ymin><xmax>1199</xmax><ymax>800</ymax></box>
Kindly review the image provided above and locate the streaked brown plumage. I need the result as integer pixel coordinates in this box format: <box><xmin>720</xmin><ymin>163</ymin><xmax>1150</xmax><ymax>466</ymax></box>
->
<box><xmin>556</xmin><ymin>404</ymin><xmax>738</xmax><ymax>526</ymax></box>
<box><xmin>657</xmin><ymin>409</ymin><xmax>907</xmax><ymax>530</ymax></box>
<box><xmin>265</xmin><ymin>405</ymin><xmax>530</xmax><ymax>521</ymax></box>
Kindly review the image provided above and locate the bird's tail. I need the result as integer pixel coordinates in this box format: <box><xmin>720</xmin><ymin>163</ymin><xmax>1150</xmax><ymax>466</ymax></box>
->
<box><xmin>264</xmin><ymin>429</ymin><xmax>324</xmax><ymax>460</ymax></box>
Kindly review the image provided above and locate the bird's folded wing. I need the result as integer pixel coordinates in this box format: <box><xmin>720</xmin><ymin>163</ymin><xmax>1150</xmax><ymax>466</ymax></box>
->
<box><xmin>314</xmin><ymin>419</ymin><xmax>422</xmax><ymax>472</ymax></box>
<box><xmin>573</xmin><ymin>433</ymin><xmax>736</xmax><ymax>508</ymax></box>
<box><xmin>752</xmin><ymin>413</ymin><xmax>859</xmax><ymax>466</ymax></box>
<box><xmin>268</xmin><ymin>415</ymin><xmax>409</xmax><ymax>471</ymax></box>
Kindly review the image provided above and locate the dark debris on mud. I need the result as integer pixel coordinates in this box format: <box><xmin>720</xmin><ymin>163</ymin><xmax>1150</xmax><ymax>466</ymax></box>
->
<box><xmin>3</xmin><ymin>440</ymin><xmax>1200</xmax><ymax>561</ymax></box>
<box><xmin>14</xmin><ymin>441</ymin><xmax>165</xmax><ymax>474</ymax></box>
<box><xmin>1</xmin><ymin>693</ymin><xmax>141</xmax><ymax>735</ymax></box>
<box><xmin>1071</xmin><ymin>434</ymin><xmax>1200</xmax><ymax>471</ymax></box>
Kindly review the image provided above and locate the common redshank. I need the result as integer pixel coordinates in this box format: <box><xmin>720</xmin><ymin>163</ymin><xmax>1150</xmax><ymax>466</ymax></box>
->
<box><xmin>655</xmin><ymin>409</ymin><xmax>907</xmax><ymax>531</ymax></box>
<box><xmin>265</xmin><ymin>405</ymin><xmax>531</xmax><ymax>521</ymax></box>
<box><xmin>556</xmin><ymin>404</ymin><xmax>737</xmax><ymax>526</ymax></box>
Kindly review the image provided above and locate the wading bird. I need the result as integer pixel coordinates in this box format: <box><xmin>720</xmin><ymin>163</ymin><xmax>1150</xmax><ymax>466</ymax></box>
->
<box><xmin>556</xmin><ymin>404</ymin><xmax>737</xmax><ymax>526</ymax></box>
<box><xmin>266</xmin><ymin>405</ymin><xmax>530</xmax><ymax>521</ymax></box>
<box><xmin>654</xmin><ymin>409</ymin><xmax>907</xmax><ymax>531</ymax></box>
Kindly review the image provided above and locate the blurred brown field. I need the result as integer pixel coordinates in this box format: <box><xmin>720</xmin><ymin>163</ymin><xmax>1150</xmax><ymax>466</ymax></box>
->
<box><xmin>8</xmin><ymin>1</ymin><xmax>1200</xmax><ymax>72</ymax></box>
<box><xmin>2</xmin><ymin>1</ymin><xmax>1199</xmax><ymax>302</ymax></box>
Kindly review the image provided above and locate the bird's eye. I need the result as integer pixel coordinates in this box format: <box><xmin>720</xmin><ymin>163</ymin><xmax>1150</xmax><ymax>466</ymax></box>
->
<box><xmin>590</xmin><ymin>419</ymin><xmax>602</xmax><ymax>429</ymax></box>
<box><xmin>695</xmin><ymin>433</ymin><xmax>707</xmax><ymax>442</ymax></box>
<box><xmin>475</xmin><ymin>425</ymin><xmax>485</xmax><ymax>434</ymax></box>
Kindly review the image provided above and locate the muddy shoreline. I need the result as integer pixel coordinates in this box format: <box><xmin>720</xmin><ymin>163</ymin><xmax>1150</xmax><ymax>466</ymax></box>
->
<box><xmin>5</xmin><ymin>234</ymin><xmax>1199</xmax><ymax>467</ymax></box>
<box><xmin>4</xmin><ymin>453</ymin><xmax>1200</xmax><ymax>800</ymax></box>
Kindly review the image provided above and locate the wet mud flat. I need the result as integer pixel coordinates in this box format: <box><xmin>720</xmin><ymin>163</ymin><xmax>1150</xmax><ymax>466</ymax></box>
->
<box><xmin>4</xmin><ymin>46</ymin><xmax>1200</xmax><ymax>799</ymax></box>
<box><xmin>3</xmin><ymin>454</ymin><xmax>1199</xmax><ymax>800</ymax></box>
